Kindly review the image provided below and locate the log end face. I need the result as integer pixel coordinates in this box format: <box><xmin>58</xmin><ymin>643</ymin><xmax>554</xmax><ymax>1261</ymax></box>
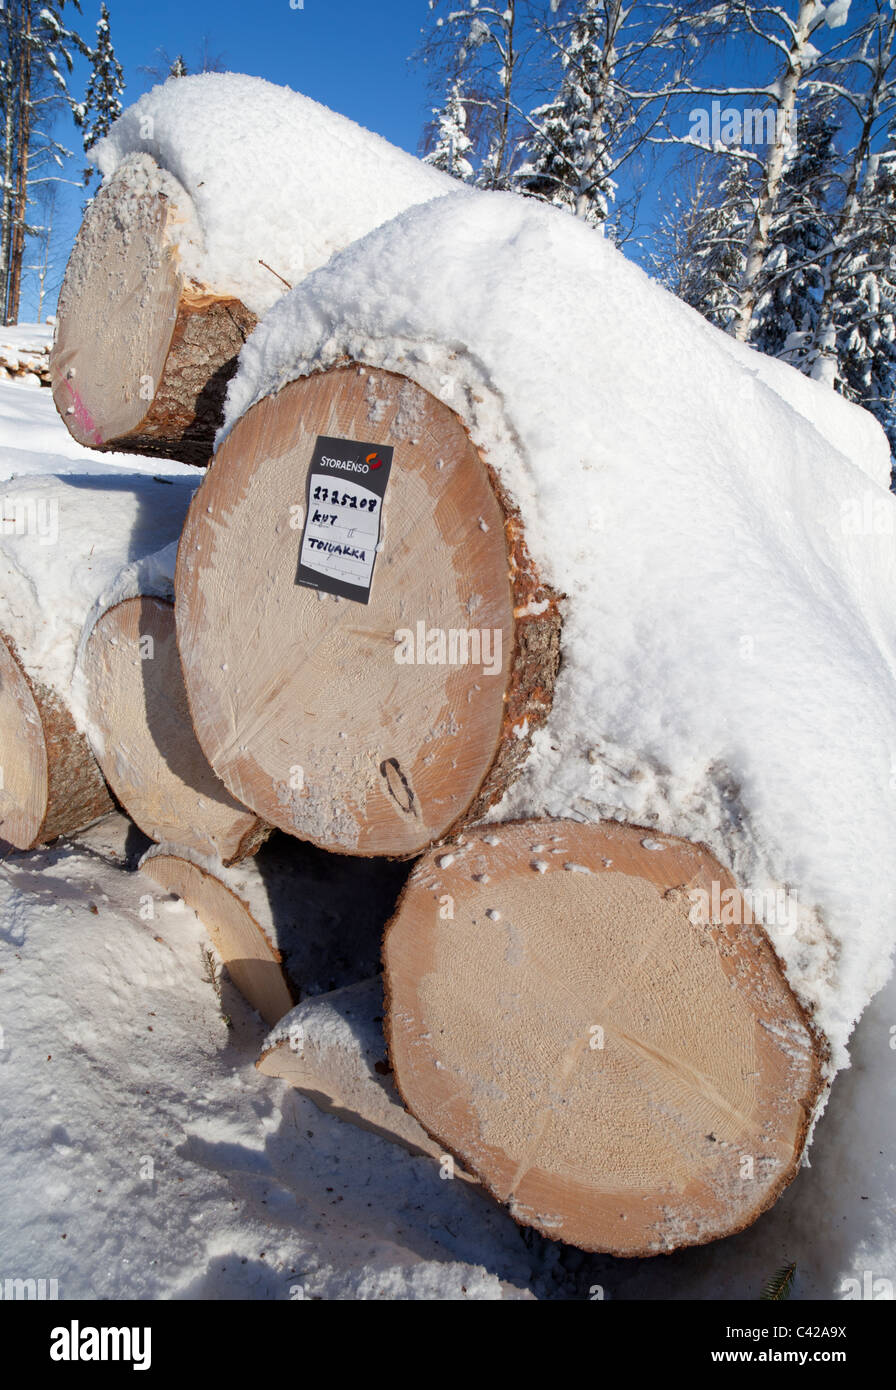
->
<box><xmin>85</xmin><ymin>597</ymin><xmax>264</xmax><ymax>864</ymax></box>
<box><xmin>141</xmin><ymin>852</ymin><xmax>295</xmax><ymax>1025</ymax></box>
<box><xmin>51</xmin><ymin>166</ymin><xmax>183</xmax><ymax>452</ymax></box>
<box><xmin>176</xmin><ymin>366</ymin><xmax>548</xmax><ymax>857</ymax></box>
<box><xmin>384</xmin><ymin>819</ymin><xmax>824</xmax><ymax>1255</ymax></box>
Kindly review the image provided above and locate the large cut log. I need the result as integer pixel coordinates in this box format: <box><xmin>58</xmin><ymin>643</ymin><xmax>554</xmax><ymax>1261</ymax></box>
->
<box><xmin>383</xmin><ymin>819</ymin><xmax>825</xmax><ymax>1256</ymax></box>
<box><xmin>51</xmin><ymin>158</ymin><xmax>256</xmax><ymax>467</ymax></box>
<box><xmin>0</xmin><ymin>474</ymin><xmax>194</xmax><ymax>850</ymax></box>
<box><xmin>53</xmin><ymin>74</ymin><xmax>457</xmax><ymax>466</ymax></box>
<box><xmin>175</xmin><ymin>365</ymin><xmax>561</xmax><ymax>858</ymax></box>
<box><xmin>258</xmin><ymin>976</ymin><xmax>473</xmax><ymax>1172</ymax></box>
<box><xmin>0</xmin><ymin>632</ymin><xmax>111</xmax><ymax>849</ymax></box>
<box><xmin>83</xmin><ymin>595</ymin><xmax>267</xmax><ymax>864</ymax></box>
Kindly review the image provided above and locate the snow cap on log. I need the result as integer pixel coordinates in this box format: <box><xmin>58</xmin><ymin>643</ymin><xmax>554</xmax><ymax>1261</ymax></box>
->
<box><xmin>90</xmin><ymin>73</ymin><xmax>460</xmax><ymax>318</ymax></box>
<box><xmin>219</xmin><ymin>190</ymin><xmax>896</xmax><ymax>1067</ymax></box>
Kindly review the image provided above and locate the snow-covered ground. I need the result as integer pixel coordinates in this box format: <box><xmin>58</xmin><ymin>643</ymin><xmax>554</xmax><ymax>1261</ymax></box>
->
<box><xmin>0</xmin><ymin>349</ymin><xmax>893</xmax><ymax>1300</ymax></box>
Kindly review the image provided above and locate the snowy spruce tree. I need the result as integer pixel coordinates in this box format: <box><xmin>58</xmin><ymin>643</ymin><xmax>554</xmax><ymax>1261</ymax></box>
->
<box><xmin>823</xmin><ymin>133</ymin><xmax>896</xmax><ymax>457</ymax></box>
<box><xmin>749</xmin><ymin>97</ymin><xmax>840</xmax><ymax>368</ymax></box>
<box><xmin>424</xmin><ymin>80</ymin><xmax>475</xmax><ymax>180</ymax></box>
<box><xmin>514</xmin><ymin>0</ymin><xmax>616</xmax><ymax>225</ymax></box>
<box><xmin>79</xmin><ymin>4</ymin><xmax>125</xmax><ymax>186</ymax></box>
<box><xmin>653</xmin><ymin>155</ymin><xmax>755</xmax><ymax>330</ymax></box>
<box><xmin>418</xmin><ymin>1</ymin><xmax>523</xmax><ymax>188</ymax></box>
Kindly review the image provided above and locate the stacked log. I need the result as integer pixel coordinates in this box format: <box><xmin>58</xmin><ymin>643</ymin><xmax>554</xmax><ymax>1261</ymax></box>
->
<box><xmin>50</xmin><ymin>158</ymin><xmax>256</xmax><ymax>467</ymax></box>
<box><xmin>383</xmin><ymin>819</ymin><xmax>824</xmax><ymax>1255</ymax></box>
<box><xmin>51</xmin><ymin>74</ymin><xmax>456</xmax><ymax>466</ymax></box>
<box><xmin>174</xmin><ymin>365</ymin><xmax>561</xmax><ymax>858</ymax></box>
<box><xmin>0</xmin><ymin>632</ymin><xmax>111</xmax><ymax>849</ymax></box>
<box><xmin>82</xmin><ymin>594</ymin><xmax>267</xmax><ymax>865</ymax></box>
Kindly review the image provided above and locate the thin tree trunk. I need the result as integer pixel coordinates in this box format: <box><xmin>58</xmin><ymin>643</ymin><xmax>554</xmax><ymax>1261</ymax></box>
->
<box><xmin>810</xmin><ymin>16</ymin><xmax>896</xmax><ymax>383</ymax></box>
<box><xmin>0</xmin><ymin>3</ymin><xmax>21</xmax><ymax>324</ymax></box>
<box><xmin>7</xmin><ymin>3</ymin><xmax>32</xmax><ymax>325</ymax></box>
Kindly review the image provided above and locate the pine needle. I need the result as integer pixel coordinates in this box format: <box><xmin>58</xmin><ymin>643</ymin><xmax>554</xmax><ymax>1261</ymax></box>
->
<box><xmin>760</xmin><ymin>1262</ymin><xmax>797</xmax><ymax>1301</ymax></box>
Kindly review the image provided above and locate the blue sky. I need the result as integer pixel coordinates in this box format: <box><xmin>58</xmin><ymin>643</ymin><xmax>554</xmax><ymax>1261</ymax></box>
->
<box><xmin>22</xmin><ymin>0</ymin><xmax>888</xmax><ymax>320</ymax></box>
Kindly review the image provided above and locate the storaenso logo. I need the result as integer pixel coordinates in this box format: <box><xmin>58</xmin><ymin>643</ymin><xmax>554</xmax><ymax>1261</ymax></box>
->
<box><xmin>50</xmin><ymin>1322</ymin><xmax>151</xmax><ymax>1371</ymax></box>
<box><xmin>318</xmin><ymin>455</ymin><xmax>372</xmax><ymax>473</ymax></box>
<box><xmin>394</xmin><ymin>622</ymin><xmax>503</xmax><ymax>677</ymax></box>
<box><xmin>1</xmin><ymin>1277</ymin><xmax>58</xmax><ymax>1299</ymax></box>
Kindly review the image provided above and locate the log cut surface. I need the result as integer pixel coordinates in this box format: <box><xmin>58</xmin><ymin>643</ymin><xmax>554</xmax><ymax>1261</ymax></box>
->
<box><xmin>383</xmin><ymin>818</ymin><xmax>825</xmax><ymax>1255</ymax></box>
<box><xmin>51</xmin><ymin>160</ymin><xmax>255</xmax><ymax>466</ymax></box>
<box><xmin>176</xmin><ymin>365</ymin><xmax>560</xmax><ymax>857</ymax></box>
<box><xmin>84</xmin><ymin>596</ymin><xmax>267</xmax><ymax>864</ymax></box>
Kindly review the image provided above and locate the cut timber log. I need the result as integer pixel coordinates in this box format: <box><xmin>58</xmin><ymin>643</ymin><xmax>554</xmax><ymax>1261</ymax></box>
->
<box><xmin>258</xmin><ymin>976</ymin><xmax>473</xmax><ymax>1173</ymax></box>
<box><xmin>83</xmin><ymin>596</ymin><xmax>267</xmax><ymax>864</ymax></box>
<box><xmin>140</xmin><ymin>846</ymin><xmax>294</xmax><ymax>1025</ymax></box>
<box><xmin>51</xmin><ymin>157</ymin><xmax>256</xmax><ymax>467</ymax></box>
<box><xmin>0</xmin><ymin>632</ymin><xmax>112</xmax><ymax>849</ymax></box>
<box><xmin>383</xmin><ymin>818</ymin><xmax>826</xmax><ymax>1256</ymax></box>
<box><xmin>175</xmin><ymin>364</ymin><xmax>561</xmax><ymax>857</ymax></box>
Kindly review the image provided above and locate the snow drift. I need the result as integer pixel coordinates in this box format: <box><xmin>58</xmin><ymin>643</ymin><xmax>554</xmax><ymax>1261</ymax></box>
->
<box><xmin>222</xmin><ymin>189</ymin><xmax>896</xmax><ymax>1071</ymax></box>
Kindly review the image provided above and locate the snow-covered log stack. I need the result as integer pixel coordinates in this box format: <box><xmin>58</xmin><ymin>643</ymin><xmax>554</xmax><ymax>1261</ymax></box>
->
<box><xmin>51</xmin><ymin>75</ymin><xmax>456</xmax><ymax>466</ymax></box>
<box><xmin>171</xmin><ymin>189</ymin><xmax>896</xmax><ymax>1248</ymax></box>
<box><xmin>0</xmin><ymin>473</ymin><xmax>195</xmax><ymax>849</ymax></box>
<box><xmin>0</xmin><ymin>325</ymin><xmax>53</xmax><ymax>387</ymax></box>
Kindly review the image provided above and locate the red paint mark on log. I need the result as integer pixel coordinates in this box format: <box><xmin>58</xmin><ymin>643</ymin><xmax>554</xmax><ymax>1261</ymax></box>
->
<box><xmin>62</xmin><ymin>379</ymin><xmax>104</xmax><ymax>448</ymax></box>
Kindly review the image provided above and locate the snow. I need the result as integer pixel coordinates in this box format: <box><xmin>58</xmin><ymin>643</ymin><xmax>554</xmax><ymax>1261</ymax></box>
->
<box><xmin>0</xmin><ymin>337</ymin><xmax>893</xmax><ymax>1297</ymax></box>
<box><xmin>223</xmin><ymin>190</ymin><xmax>896</xmax><ymax>1073</ymax></box>
<box><xmin>93</xmin><ymin>74</ymin><xmax>460</xmax><ymax>317</ymax></box>
<box><xmin>0</xmin><ymin>361</ymin><xmax>199</xmax><ymax>727</ymax></box>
